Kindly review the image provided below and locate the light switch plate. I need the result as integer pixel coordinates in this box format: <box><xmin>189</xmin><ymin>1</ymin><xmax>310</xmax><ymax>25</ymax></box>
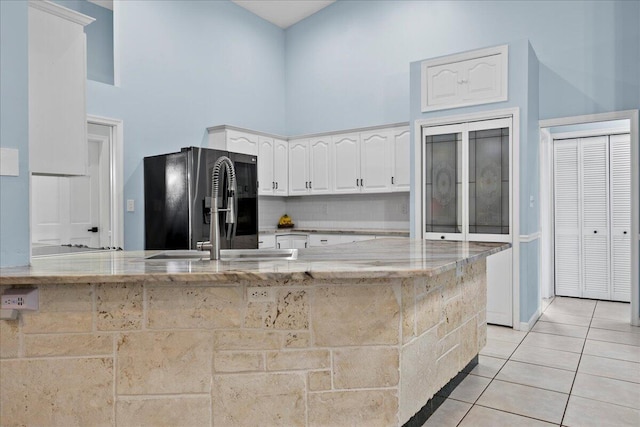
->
<box><xmin>0</xmin><ymin>148</ymin><xmax>19</xmax><ymax>176</ymax></box>
<box><xmin>127</xmin><ymin>199</ymin><xmax>135</xmax><ymax>212</ymax></box>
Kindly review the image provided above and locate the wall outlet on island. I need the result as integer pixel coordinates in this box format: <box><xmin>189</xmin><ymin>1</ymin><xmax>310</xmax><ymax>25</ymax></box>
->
<box><xmin>248</xmin><ymin>287</ymin><xmax>274</xmax><ymax>302</ymax></box>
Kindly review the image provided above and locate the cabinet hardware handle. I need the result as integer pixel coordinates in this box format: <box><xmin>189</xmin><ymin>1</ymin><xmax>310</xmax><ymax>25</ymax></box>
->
<box><xmin>272</xmin><ymin>182</ymin><xmax>275</xmax><ymax>189</ymax></box>
<box><xmin>259</xmin><ymin>241</ymin><xmax>264</xmax><ymax>244</ymax></box>
<box><xmin>305</xmin><ymin>242</ymin><xmax>308</xmax><ymax>248</ymax></box>
<box><xmin>277</xmin><ymin>242</ymin><xmax>281</xmax><ymax>249</ymax></box>
<box><xmin>309</xmin><ymin>181</ymin><xmax>312</xmax><ymax>189</ymax></box>
<box><xmin>391</xmin><ymin>176</ymin><xmax>394</xmax><ymax>184</ymax></box>
<box><xmin>87</xmin><ymin>227</ymin><xmax>98</xmax><ymax>233</ymax></box>
<box><xmin>320</xmin><ymin>239</ymin><xmax>328</xmax><ymax>242</ymax></box>
<box><xmin>305</xmin><ymin>181</ymin><xmax>308</xmax><ymax>189</ymax></box>
<box><xmin>275</xmin><ymin>182</ymin><xmax>278</xmax><ymax>190</ymax></box>
<box><xmin>360</xmin><ymin>178</ymin><xmax>363</xmax><ymax>186</ymax></box>
<box><xmin>356</xmin><ymin>179</ymin><xmax>359</xmax><ymax>187</ymax></box>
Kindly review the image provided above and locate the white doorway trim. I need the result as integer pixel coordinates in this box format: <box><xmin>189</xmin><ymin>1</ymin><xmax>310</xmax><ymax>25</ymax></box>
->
<box><xmin>413</xmin><ymin>107</ymin><xmax>521</xmax><ymax>329</ymax></box>
<box><xmin>87</xmin><ymin>114</ymin><xmax>124</xmax><ymax>249</ymax></box>
<box><xmin>539</xmin><ymin>110</ymin><xmax>639</xmax><ymax>327</ymax></box>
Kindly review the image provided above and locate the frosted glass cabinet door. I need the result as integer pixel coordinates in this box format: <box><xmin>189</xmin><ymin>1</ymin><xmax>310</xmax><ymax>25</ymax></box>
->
<box><xmin>468</xmin><ymin>127</ymin><xmax>510</xmax><ymax>237</ymax></box>
<box><xmin>423</xmin><ymin>129</ymin><xmax>462</xmax><ymax>240</ymax></box>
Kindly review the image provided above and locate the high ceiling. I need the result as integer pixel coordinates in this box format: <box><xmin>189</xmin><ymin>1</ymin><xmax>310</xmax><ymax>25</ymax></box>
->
<box><xmin>231</xmin><ymin>1</ymin><xmax>336</xmax><ymax>29</ymax></box>
<box><xmin>87</xmin><ymin>1</ymin><xmax>336</xmax><ymax>29</ymax></box>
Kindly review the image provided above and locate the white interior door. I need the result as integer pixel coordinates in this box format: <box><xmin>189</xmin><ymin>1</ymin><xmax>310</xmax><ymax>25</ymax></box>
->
<box><xmin>32</xmin><ymin>138</ymin><xmax>110</xmax><ymax>249</ymax></box>
<box><xmin>553</xmin><ymin>139</ymin><xmax>582</xmax><ymax>297</ymax></box>
<box><xmin>581</xmin><ymin>136</ymin><xmax>611</xmax><ymax>300</ymax></box>
<box><xmin>610</xmin><ymin>134</ymin><xmax>632</xmax><ymax>301</ymax></box>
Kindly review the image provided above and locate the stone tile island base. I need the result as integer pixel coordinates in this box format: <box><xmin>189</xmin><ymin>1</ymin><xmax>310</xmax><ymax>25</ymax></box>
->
<box><xmin>0</xmin><ymin>260</ymin><xmax>486</xmax><ymax>426</ymax></box>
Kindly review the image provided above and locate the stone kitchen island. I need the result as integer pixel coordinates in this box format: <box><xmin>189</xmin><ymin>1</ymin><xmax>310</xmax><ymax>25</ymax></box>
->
<box><xmin>0</xmin><ymin>238</ymin><xmax>508</xmax><ymax>426</ymax></box>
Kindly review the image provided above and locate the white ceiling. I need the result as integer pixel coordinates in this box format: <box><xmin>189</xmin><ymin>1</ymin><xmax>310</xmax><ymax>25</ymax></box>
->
<box><xmin>86</xmin><ymin>1</ymin><xmax>335</xmax><ymax>29</ymax></box>
<box><xmin>232</xmin><ymin>0</ymin><xmax>336</xmax><ymax>29</ymax></box>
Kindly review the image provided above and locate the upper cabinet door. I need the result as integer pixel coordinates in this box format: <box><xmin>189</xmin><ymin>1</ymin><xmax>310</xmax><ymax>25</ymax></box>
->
<box><xmin>309</xmin><ymin>137</ymin><xmax>332</xmax><ymax>194</ymax></box>
<box><xmin>258</xmin><ymin>137</ymin><xmax>274</xmax><ymax>195</ymax></box>
<box><xmin>391</xmin><ymin>127</ymin><xmax>410</xmax><ymax>191</ymax></box>
<box><xmin>273</xmin><ymin>139</ymin><xmax>289</xmax><ymax>195</ymax></box>
<box><xmin>421</xmin><ymin>45</ymin><xmax>508</xmax><ymax>112</ymax></box>
<box><xmin>29</xmin><ymin>2</ymin><xmax>94</xmax><ymax>176</ymax></box>
<box><xmin>226</xmin><ymin>130</ymin><xmax>259</xmax><ymax>156</ymax></box>
<box><xmin>288</xmin><ymin>140</ymin><xmax>309</xmax><ymax>195</ymax></box>
<box><xmin>332</xmin><ymin>134</ymin><xmax>360</xmax><ymax>194</ymax></box>
<box><xmin>360</xmin><ymin>130</ymin><xmax>390</xmax><ymax>193</ymax></box>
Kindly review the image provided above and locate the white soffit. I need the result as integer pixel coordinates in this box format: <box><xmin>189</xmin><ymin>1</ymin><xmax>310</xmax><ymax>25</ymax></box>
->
<box><xmin>232</xmin><ymin>0</ymin><xmax>336</xmax><ymax>29</ymax></box>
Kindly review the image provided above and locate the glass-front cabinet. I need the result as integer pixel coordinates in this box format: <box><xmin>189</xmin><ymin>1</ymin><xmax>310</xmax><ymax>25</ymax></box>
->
<box><xmin>423</xmin><ymin>118</ymin><xmax>512</xmax><ymax>243</ymax></box>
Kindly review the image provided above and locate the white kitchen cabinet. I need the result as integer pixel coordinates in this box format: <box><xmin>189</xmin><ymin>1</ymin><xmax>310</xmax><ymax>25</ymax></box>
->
<box><xmin>258</xmin><ymin>137</ymin><xmax>288</xmax><ymax>196</ymax></box>
<box><xmin>332</xmin><ymin>127</ymin><xmax>409</xmax><ymax>195</ymax></box>
<box><xmin>332</xmin><ymin>133</ymin><xmax>360</xmax><ymax>193</ymax></box>
<box><xmin>421</xmin><ymin>45</ymin><xmax>508</xmax><ymax>112</ymax></box>
<box><xmin>29</xmin><ymin>1</ymin><xmax>94</xmax><ymax>176</ymax></box>
<box><xmin>276</xmin><ymin>234</ymin><xmax>308</xmax><ymax>249</ymax></box>
<box><xmin>288</xmin><ymin>137</ymin><xmax>331</xmax><ymax>195</ymax></box>
<box><xmin>308</xmin><ymin>233</ymin><xmax>375</xmax><ymax>247</ymax></box>
<box><xmin>258</xmin><ymin>234</ymin><xmax>276</xmax><ymax>249</ymax></box>
<box><xmin>389</xmin><ymin>127</ymin><xmax>411</xmax><ymax>191</ymax></box>
<box><xmin>208</xmin><ymin>127</ymin><xmax>259</xmax><ymax>156</ymax></box>
<box><xmin>360</xmin><ymin>130</ymin><xmax>392</xmax><ymax>193</ymax></box>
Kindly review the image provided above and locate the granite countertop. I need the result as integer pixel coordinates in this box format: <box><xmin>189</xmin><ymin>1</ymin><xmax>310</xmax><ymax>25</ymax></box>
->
<box><xmin>0</xmin><ymin>238</ymin><xmax>509</xmax><ymax>285</ymax></box>
<box><xmin>259</xmin><ymin>228</ymin><xmax>410</xmax><ymax>237</ymax></box>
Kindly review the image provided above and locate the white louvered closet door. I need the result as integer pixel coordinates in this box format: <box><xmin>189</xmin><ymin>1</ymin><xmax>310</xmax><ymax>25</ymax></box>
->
<box><xmin>580</xmin><ymin>136</ymin><xmax>611</xmax><ymax>300</ymax></box>
<box><xmin>554</xmin><ymin>139</ymin><xmax>581</xmax><ymax>297</ymax></box>
<box><xmin>610</xmin><ymin>134</ymin><xmax>631</xmax><ymax>301</ymax></box>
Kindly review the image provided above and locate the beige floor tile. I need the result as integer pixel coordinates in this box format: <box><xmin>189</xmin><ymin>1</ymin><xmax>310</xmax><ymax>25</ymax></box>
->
<box><xmin>422</xmin><ymin>399</ymin><xmax>471</xmax><ymax>427</ymax></box>
<box><xmin>444</xmin><ymin>375</ymin><xmax>491</xmax><ymax>404</ymax></box>
<box><xmin>521</xmin><ymin>331</ymin><xmax>585</xmax><ymax>353</ymax></box>
<box><xmin>469</xmin><ymin>355</ymin><xmax>507</xmax><ymax>379</ymax></box>
<box><xmin>571</xmin><ymin>373</ymin><xmax>640</xmax><ymax>410</ymax></box>
<box><xmin>476</xmin><ymin>380</ymin><xmax>568</xmax><ymax>424</ymax></box>
<box><xmin>563</xmin><ymin>395</ymin><xmax>640</xmax><ymax>427</ymax></box>
<box><xmin>531</xmin><ymin>321</ymin><xmax>588</xmax><ymax>338</ymax></box>
<box><xmin>587</xmin><ymin>328</ymin><xmax>640</xmax><ymax>347</ymax></box>
<box><xmin>578</xmin><ymin>354</ymin><xmax>640</xmax><ymax>384</ymax></box>
<box><xmin>583</xmin><ymin>339</ymin><xmax>640</xmax><ymax>363</ymax></box>
<box><xmin>479</xmin><ymin>338</ymin><xmax>519</xmax><ymax>359</ymax></box>
<box><xmin>511</xmin><ymin>345</ymin><xmax>581</xmax><ymax>371</ymax></box>
<box><xmin>487</xmin><ymin>325</ymin><xmax>527</xmax><ymax>343</ymax></box>
<box><xmin>593</xmin><ymin>301</ymin><xmax>630</xmax><ymax>322</ymax></box>
<box><xmin>496</xmin><ymin>360</ymin><xmax>575</xmax><ymax>394</ymax></box>
<box><xmin>459</xmin><ymin>405</ymin><xmax>556</xmax><ymax>427</ymax></box>
<box><xmin>546</xmin><ymin>297</ymin><xmax>596</xmax><ymax>317</ymax></box>
<box><xmin>538</xmin><ymin>312</ymin><xmax>592</xmax><ymax>327</ymax></box>
<box><xmin>590</xmin><ymin>318</ymin><xmax>640</xmax><ymax>334</ymax></box>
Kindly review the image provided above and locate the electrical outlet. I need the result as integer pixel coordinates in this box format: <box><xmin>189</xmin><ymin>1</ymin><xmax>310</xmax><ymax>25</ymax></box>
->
<box><xmin>1</xmin><ymin>288</ymin><xmax>39</xmax><ymax>310</ymax></box>
<box><xmin>247</xmin><ymin>287</ymin><xmax>274</xmax><ymax>302</ymax></box>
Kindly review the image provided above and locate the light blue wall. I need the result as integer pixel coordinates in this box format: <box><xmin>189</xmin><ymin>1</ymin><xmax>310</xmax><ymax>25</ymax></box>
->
<box><xmin>285</xmin><ymin>0</ymin><xmax>640</xmax><ymax>135</ymax></box>
<box><xmin>87</xmin><ymin>0</ymin><xmax>286</xmax><ymax>250</ymax></box>
<box><xmin>54</xmin><ymin>0</ymin><xmax>114</xmax><ymax>85</ymax></box>
<box><xmin>0</xmin><ymin>0</ymin><xmax>30</xmax><ymax>267</ymax></box>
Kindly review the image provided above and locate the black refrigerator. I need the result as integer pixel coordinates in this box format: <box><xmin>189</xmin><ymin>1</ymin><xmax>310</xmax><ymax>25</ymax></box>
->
<box><xmin>144</xmin><ymin>147</ymin><xmax>258</xmax><ymax>250</ymax></box>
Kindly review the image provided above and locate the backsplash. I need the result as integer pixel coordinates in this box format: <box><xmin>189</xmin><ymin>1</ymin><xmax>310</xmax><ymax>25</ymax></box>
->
<box><xmin>259</xmin><ymin>193</ymin><xmax>410</xmax><ymax>231</ymax></box>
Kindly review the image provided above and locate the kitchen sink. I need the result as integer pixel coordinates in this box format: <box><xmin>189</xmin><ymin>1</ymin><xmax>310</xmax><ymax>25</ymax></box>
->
<box><xmin>144</xmin><ymin>249</ymin><xmax>298</xmax><ymax>261</ymax></box>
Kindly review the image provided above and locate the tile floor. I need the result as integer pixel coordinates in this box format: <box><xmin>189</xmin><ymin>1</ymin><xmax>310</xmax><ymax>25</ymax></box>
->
<box><xmin>424</xmin><ymin>297</ymin><xmax>640</xmax><ymax>427</ymax></box>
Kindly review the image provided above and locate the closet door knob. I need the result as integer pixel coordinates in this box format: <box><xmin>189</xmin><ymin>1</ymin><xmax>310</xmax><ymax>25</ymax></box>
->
<box><xmin>594</xmin><ymin>230</ymin><xmax>598</xmax><ymax>234</ymax></box>
<box><xmin>624</xmin><ymin>231</ymin><xmax>628</xmax><ymax>235</ymax></box>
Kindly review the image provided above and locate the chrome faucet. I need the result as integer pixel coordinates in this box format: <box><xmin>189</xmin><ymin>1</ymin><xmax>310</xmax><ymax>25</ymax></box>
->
<box><xmin>197</xmin><ymin>156</ymin><xmax>237</xmax><ymax>260</ymax></box>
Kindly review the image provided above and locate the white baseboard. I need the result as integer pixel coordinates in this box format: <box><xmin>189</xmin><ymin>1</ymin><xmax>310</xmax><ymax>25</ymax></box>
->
<box><xmin>518</xmin><ymin>307</ymin><xmax>542</xmax><ymax>331</ymax></box>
